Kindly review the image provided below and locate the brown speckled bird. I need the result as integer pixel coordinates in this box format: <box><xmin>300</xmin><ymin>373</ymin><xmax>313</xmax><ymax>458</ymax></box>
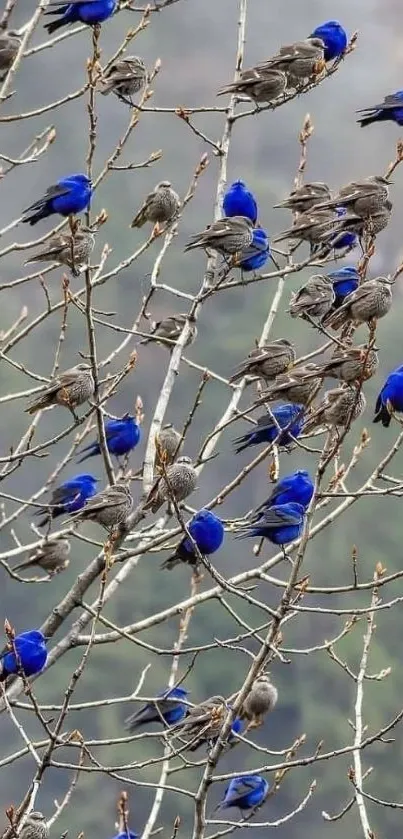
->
<box><xmin>217</xmin><ymin>67</ymin><xmax>287</xmax><ymax>104</ymax></box>
<box><xmin>229</xmin><ymin>340</ymin><xmax>296</xmax><ymax>384</ymax></box>
<box><xmin>101</xmin><ymin>56</ymin><xmax>146</xmax><ymax>101</ymax></box>
<box><xmin>185</xmin><ymin>216</ymin><xmax>254</xmax><ymax>256</ymax></box>
<box><xmin>19</xmin><ymin>813</ymin><xmax>48</xmax><ymax>839</ymax></box>
<box><xmin>13</xmin><ymin>538</ymin><xmax>71</xmax><ymax>577</ymax></box>
<box><xmin>241</xmin><ymin>674</ymin><xmax>278</xmax><ymax>727</ymax></box>
<box><xmin>258</xmin><ymin>37</ymin><xmax>325</xmax><ymax>85</ymax></box>
<box><xmin>289</xmin><ymin>274</ymin><xmax>335</xmax><ymax>320</ymax></box>
<box><xmin>323</xmin><ymin>277</ymin><xmax>393</xmax><ymax>330</ymax></box>
<box><xmin>140</xmin><ymin>314</ymin><xmax>197</xmax><ymax>350</ymax></box>
<box><xmin>155</xmin><ymin>424</ymin><xmax>182</xmax><ymax>467</ymax></box>
<box><xmin>25</xmin><ymin>226</ymin><xmax>95</xmax><ymax>277</ymax></box>
<box><xmin>68</xmin><ymin>483</ymin><xmax>133</xmax><ymax>531</ymax></box>
<box><xmin>304</xmin><ymin>385</ymin><xmax>366</xmax><ymax>434</ymax></box>
<box><xmin>144</xmin><ymin>456</ymin><xmax>197</xmax><ymax>513</ymax></box>
<box><xmin>0</xmin><ymin>30</ymin><xmax>21</xmax><ymax>80</ymax></box>
<box><xmin>273</xmin><ymin>182</ymin><xmax>331</xmax><ymax>213</ymax></box>
<box><xmin>26</xmin><ymin>363</ymin><xmax>94</xmax><ymax>420</ymax></box>
<box><xmin>259</xmin><ymin>363</ymin><xmax>322</xmax><ymax>406</ymax></box>
<box><xmin>315</xmin><ymin>345</ymin><xmax>379</xmax><ymax>384</ymax></box>
<box><xmin>130</xmin><ymin>181</ymin><xmax>180</xmax><ymax>228</ymax></box>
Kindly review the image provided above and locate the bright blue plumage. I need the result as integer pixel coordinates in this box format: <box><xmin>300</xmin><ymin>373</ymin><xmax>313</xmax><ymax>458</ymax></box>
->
<box><xmin>239</xmin><ymin>227</ymin><xmax>270</xmax><ymax>272</ymax></box>
<box><xmin>357</xmin><ymin>90</ymin><xmax>403</xmax><ymax>128</ymax></box>
<box><xmin>251</xmin><ymin>470</ymin><xmax>314</xmax><ymax>521</ymax></box>
<box><xmin>163</xmin><ymin>509</ymin><xmax>224</xmax><ymax>569</ymax></box>
<box><xmin>125</xmin><ymin>686</ymin><xmax>188</xmax><ymax>731</ymax></box>
<box><xmin>310</xmin><ymin>20</ymin><xmax>347</xmax><ymax>61</ymax></box>
<box><xmin>327</xmin><ymin>266</ymin><xmax>359</xmax><ymax>305</ymax></box>
<box><xmin>22</xmin><ymin>173</ymin><xmax>92</xmax><ymax>225</ymax></box>
<box><xmin>44</xmin><ymin>0</ymin><xmax>117</xmax><ymax>34</ymax></box>
<box><xmin>236</xmin><ymin>502</ymin><xmax>305</xmax><ymax>546</ymax></box>
<box><xmin>0</xmin><ymin>630</ymin><xmax>48</xmax><ymax>680</ymax></box>
<box><xmin>233</xmin><ymin>404</ymin><xmax>304</xmax><ymax>453</ymax></box>
<box><xmin>223</xmin><ymin>180</ymin><xmax>258</xmax><ymax>224</ymax></box>
<box><xmin>374</xmin><ymin>365</ymin><xmax>403</xmax><ymax>428</ymax></box>
<box><xmin>217</xmin><ymin>774</ymin><xmax>269</xmax><ymax>812</ymax></box>
<box><xmin>36</xmin><ymin>473</ymin><xmax>98</xmax><ymax>527</ymax></box>
<box><xmin>77</xmin><ymin>415</ymin><xmax>141</xmax><ymax>463</ymax></box>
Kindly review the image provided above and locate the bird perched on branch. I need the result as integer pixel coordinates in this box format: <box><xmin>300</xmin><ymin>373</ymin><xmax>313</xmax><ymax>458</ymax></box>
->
<box><xmin>130</xmin><ymin>181</ymin><xmax>180</xmax><ymax>229</ymax></box>
<box><xmin>240</xmin><ymin>674</ymin><xmax>278</xmax><ymax>726</ymax></box>
<box><xmin>216</xmin><ymin>775</ymin><xmax>269</xmax><ymax>814</ymax></box>
<box><xmin>274</xmin><ymin>207</ymin><xmax>341</xmax><ymax>249</ymax></box>
<box><xmin>0</xmin><ymin>629</ymin><xmax>48</xmax><ymax>681</ymax></box>
<box><xmin>44</xmin><ymin>0</ymin><xmax>117</xmax><ymax>34</ymax></box>
<box><xmin>174</xmin><ymin>696</ymin><xmax>243</xmax><ymax>751</ymax></box>
<box><xmin>289</xmin><ymin>274</ymin><xmax>335</xmax><ymax>321</ymax></box>
<box><xmin>258</xmin><ymin>364</ymin><xmax>322</xmax><ymax>406</ymax></box>
<box><xmin>357</xmin><ymin>90</ymin><xmax>403</xmax><ymax>128</ymax></box>
<box><xmin>77</xmin><ymin>415</ymin><xmax>141</xmax><ymax>464</ymax></box>
<box><xmin>323</xmin><ymin>277</ymin><xmax>393</xmax><ymax>329</ymax></box>
<box><xmin>217</xmin><ymin>67</ymin><xmax>287</xmax><ymax>104</ymax></box>
<box><xmin>162</xmin><ymin>509</ymin><xmax>224</xmax><ymax>569</ymax></box>
<box><xmin>26</xmin><ymin>363</ymin><xmax>95</xmax><ymax>420</ymax></box>
<box><xmin>140</xmin><ymin>314</ymin><xmax>197</xmax><ymax>350</ymax></box>
<box><xmin>315</xmin><ymin>175</ymin><xmax>391</xmax><ymax>217</ymax></box>
<box><xmin>250</xmin><ymin>470</ymin><xmax>314</xmax><ymax>520</ymax></box>
<box><xmin>144</xmin><ymin>456</ymin><xmax>197</xmax><ymax>513</ymax></box>
<box><xmin>238</xmin><ymin>227</ymin><xmax>271</xmax><ymax>273</ymax></box>
<box><xmin>235</xmin><ymin>501</ymin><xmax>305</xmax><ymax>546</ymax></box>
<box><xmin>327</xmin><ymin>266</ymin><xmax>360</xmax><ymax>307</ymax></box>
<box><xmin>13</xmin><ymin>538</ymin><xmax>71</xmax><ymax>577</ymax></box>
<box><xmin>35</xmin><ymin>474</ymin><xmax>97</xmax><ymax>528</ymax></box>
<box><xmin>258</xmin><ymin>37</ymin><xmax>325</xmax><ymax>86</ymax></box>
<box><xmin>185</xmin><ymin>216</ymin><xmax>254</xmax><ymax>256</ymax></box>
<box><xmin>25</xmin><ymin>225</ymin><xmax>96</xmax><ymax>276</ymax></box>
<box><xmin>22</xmin><ymin>173</ymin><xmax>92</xmax><ymax>225</ymax></box>
<box><xmin>0</xmin><ymin>29</ymin><xmax>21</xmax><ymax>79</ymax></box>
<box><xmin>19</xmin><ymin>812</ymin><xmax>48</xmax><ymax>839</ymax></box>
<box><xmin>233</xmin><ymin>404</ymin><xmax>304</xmax><ymax>453</ymax></box>
<box><xmin>273</xmin><ymin>182</ymin><xmax>331</xmax><ymax>213</ymax></box>
<box><xmin>223</xmin><ymin>180</ymin><xmax>258</xmax><ymax>224</ymax></box>
<box><xmin>68</xmin><ymin>483</ymin><xmax>133</xmax><ymax>530</ymax></box>
<box><xmin>100</xmin><ymin>56</ymin><xmax>146</xmax><ymax>102</ymax></box>
<box><xmin>304</xmin><ymin>385</ymin><xmax>366</xmax><ymax>434</ymax></box>
<box><xmin>155</xmin><ymin>424</ymin><xmax>182</xmax><ymax>467</ymax></box>
<box><xmin>314</xmin><ymin>345</ymin><xmax>379</xmax><ymax>384</ymax></box>
<box><xmin>125</xmin><ymin>686</ymin><xmax>188</xmax><ymax>731</ymax></box>
<box><xmin>373</xmin><ymin>365</ymin><xmax>403</xmax><ymax>428</ymax></box>
<box><xmin>229</xmin><ymin>339</ymin><xmax>296</xmax><ymax>385</ymax></box>
<box><xmin>310</xmin><ymin>20</ymin><xmax>347</xmax><ymax>61</ymax></box>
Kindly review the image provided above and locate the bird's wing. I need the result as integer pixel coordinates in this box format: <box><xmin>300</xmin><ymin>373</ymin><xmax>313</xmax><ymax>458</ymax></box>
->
<box><xmin>225</xmin><ymin>777</ymin><xmax>259</xmax><ymax>803</ymax></box>
<box><xmin>50</xmin><ymin>483</ymin><xmax>82</xmax><ymax>507</ymax></box>
<box><xmin>260</xmin><ymin>505</ymin><xmax>301</xmax><ymax>526</ymax></box>
<box><xmin>357</xmin><ymin>94</ymin><xmax>403</xmax><ymax>112</ymax></box>
<box><xmin>23</xmin><ymin>183</ymin><xmax>72</xmax><ymax>214</ymax></box>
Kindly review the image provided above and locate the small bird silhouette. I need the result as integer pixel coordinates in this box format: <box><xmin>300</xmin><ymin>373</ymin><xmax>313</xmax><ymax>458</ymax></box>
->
<box><xmin>223</xmin><ymin>180</ymin><xmax>258</xmax><ymax>224</ymax></box>
<box><xmin>185</xmin><ymin>216</ymin><xmax>254</xmax><ymax>256</ymax></box>
<box><xmin>125</xmin><ymin>686</ymin><xmax>188</xmax><ymax>731</ymax></box>
<box><xmin>235</xmin><ymin>502</ymin><xmax>305</xmax><ymax>545</ymax></box>
<box><xmin>162</xmin><ymin>509</ymin><xmax>224</xmax><ymax>569</ymax></box>
<box><xmin>35</xmin><ymin>474</ymin><xmax>98</xmax><ymax>528</ymax></box>
<box><xmin>44</xmin><ymin>0</ymin><xmax>117</xmax><ymax>34</ymax></box>
<box><xmin>130</xmin><ymin>181</ymin><xmax>180</xmax><ymax>228</ymax></box>
<box><xmin>101</xmin><ymin>56</ymin><xmax>146</xmax><ymax>102</ymax></box>
<box><xmin>68</xmin><ymin>483</ymin><xmax>133</xmax><ymax>530</ymax></box>
<box><xmin>216</xmin><ymin>774</ymin><xmax>269</xmax><ymax>813</ymax></box>
<box><xmin>26</xmin><ymin>363</ymin><xmax>95</xmax><ymax>420</ymax></box>
<box><xmin>22</xmin><ymin>174</ymin><xmax>92</xmax><ymax>225</ymax></box>
<box><xmin>310</xmin><ymin>20</ymin><xmax>347</xmax><ymax>61</ymax></box>
<box><xmin>241</xmin><ymin>674</ymin><xmax>278</xmax><ymax>726</ymax></box>
<box><xmin>19</xmin><ymin>813</ymin><xmax>48</xmax><ymax>839</ymax></box>
<box><xmin>233</xmin><ymin>404</ymin><xmax>304</xmax><ymax>453</ymax></box>
<box><xmin>144</xmin><ymin>456</ymin><xmax>197</xmax><ymax>513</ymax></box>
<box><xmin>357</xmin><ymin>91</ymin><xmax>403</xmax><ymax>128</ymax></box>
<box><xmin>217</xmin><ymin>67</ymin><xmax>287</xmax><ymax>104</ymax></box>
<box><xmin>0</xmin><ymin>630</ymin><xmax>48</xmax><ymax>681</ymax></box>
<box><xmin>13</xmin><ymin>538</ymin><xmax>71</xmax><ymax>577</ymax></box>
<box><xmin>273</xmin><ymin>182</ymin><xmax>331</xmax><ymax>212</ymax></box>
<box><xmin>25</xmin><ymin>225</ymin><xmax>95</xmax><ymax>276</ymax></box>
<box><xmin>230</xmin><ymin>339</ymin><xmax>296</xmax><ymax>384</ymax></box>
<box><xmin>323</xmin><ymin>277</ymin><xmax>393</xmax><ymax>329</ymax></box>
<box><xmin>373</xmin><ymin>365</ymin><xmax>403</xmax><ymax>428</ymax></box>
<box><xmin>140</xmin><ymin>314</ymin><xmax>197</xmax><ymax>350</ymax></box>
<box><xmin>77</xmin><ymin>415</ymin><xmax>141</xmax><ymax>464</ymax></box>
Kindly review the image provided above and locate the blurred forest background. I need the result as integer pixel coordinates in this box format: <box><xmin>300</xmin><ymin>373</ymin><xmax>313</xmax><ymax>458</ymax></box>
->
<box><xmin>1</xmin><ymin>1</ymin><xmax>403</xmax><ymax>838</ymax></box>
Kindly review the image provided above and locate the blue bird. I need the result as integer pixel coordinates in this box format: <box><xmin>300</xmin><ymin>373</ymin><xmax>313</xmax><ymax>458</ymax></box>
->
<box><xmin>374</xmin><ymin>365</ymin><xmax>403</xmax><ymax>428</ymax></box>
<box><xmin>331</xmin><ymin>207</ymin><xmax>358</xmax><ymax>252</ymax></box>
<box><xmin>112</xmin><ymin>832</ymin><xmax>138</xmax><ymax>839</ymax></box>
<box><xmin>162</xmin><ymin>509</ymin><xmax>224</xmax><ymax>569</ymax></box>
<box><xmin>22</xmin><ymin>174</ymin><xmax>92</xmax><ymax>225</ymax></box>
<box><xmin>236</xmin><ymin>502</ymin><xmax>305</xmax><ymax>546</ymax></box>
<box><xmin>233</xmin><ymin>404</ymin><xmax>304</xmax><ymax>454</ymax></box>
<box><xmin>216</xmin><ymin>774</ymin><xmax>269</xmax><ymax>813</ymax></box>
<box><xmin>223</xmin><ymin>180</ymin><xmax>258</xmax><ymax>224</ymax></box>
<box><xmin>327</xmin><ymin>266</ymin><xmax>359</xmax><ymax>306</ymax></box>
<box><xmin>125</xmin><ymin>686</ymin><xmax>188</xmax><ymax>731</ymax></box>
<box><xmin>0</xmin><ymin>630</ymin><xmax>48</xmax><ymax>681</ymax></box>
<box><xmin>36</xmin><ymin>473</ymin><xmax>98</xmax><ymax>527</ymax></box>
<box><xmin>239</xmin><ymin>227</ymin><xmax>270</xmax><ymax>273</ymax></box>
<box><xmin>77</xmin><ymin>415</ymin><xmax>141</xmax><ymax>464</ymax></box>
<box><xmin>357</xmin><ymin>91</ymin><xmax>403</xmax><ymax>128</ymax></box>
<box><xmin>44</xmin><ymin>0</ymin><xmax>117</xmax><ymax>34</ymax></box>
<box><xmin>251</xmin><ymin>470</ymin><xmax>314</xmax><ymax>522</ymax></box>
<box><xmin>310</xmin><ymin>21</ymin><xmax>347</xmax><ymax>62</ymax></box>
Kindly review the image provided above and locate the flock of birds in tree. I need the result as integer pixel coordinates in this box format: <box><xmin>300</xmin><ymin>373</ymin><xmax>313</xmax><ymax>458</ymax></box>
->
<box><xmin>1</xmin><ymin>3</ymin><xmax>403</xmax><ymax>826</ymax></box>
